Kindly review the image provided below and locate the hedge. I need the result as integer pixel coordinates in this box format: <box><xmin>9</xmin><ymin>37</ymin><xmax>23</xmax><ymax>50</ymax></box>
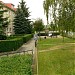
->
<box><xmin>0</xmin><ymin>38</ymin><xmax>23</xmax><ymax>52</ymax></box>
<box><xmin>7</xmin><ymin>34</ymin><xmax>24</xmax><ymax>40</ymax></box>
<box><xmin>7</xmin><ymin>34</ymin><xmax>33</xmax><ymax>41</ymax></box>
<box><xmin>22</xmin><ymin>34</ymin><xmax>33</xmax><ymax>43</ymax></box>
<box><xmin>7</xmin><ymin>36</ymin><xmax>19</xmax><ymax>40</ymax></box>
<box><xmin>0</xmin><ymin>34</ymin><xmax>33</xmax><ymax>52</ymax></box>
<box><xmin>0</xmin><ymin>35</ymin><xmax>7</xmax><ymax>40</ymax></box>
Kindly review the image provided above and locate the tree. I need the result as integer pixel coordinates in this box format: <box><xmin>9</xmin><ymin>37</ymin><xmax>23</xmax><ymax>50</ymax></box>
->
<box><xmin>50</xmin><ymin>22</ymin><xmax>55</xmax><ymax>31</ymax></box>
<box><xmin>43</xmin><ymin>0</ymin><xmax>55</xmax><ymax>25</ymax></box>
<box><xmin>43</xmin><ymin>0</ymin><xmax>75</xmax><ymax>39</ymax></box>
<box><xmin>33</xmin><ymin>18</ymin><xmax>44</xmax><ymax>32</ymax></box>
<box><xmin>43</xmin><ymin>0</ymin><xmax>50</xmax><ymax>25</ymax></box>
<box><xmin>43</xmin><ymin>0</ymin><xmax>58</xmax><ymax>37</ymax></box>
<box><xmin>14</xmin><ymin>0</ymin><xmax>32</xmax><ymax>34</ymax></box>
<box><xmin>0</xmin><ymin>3</ymin><xmax>9</xmax><ymax>35</ymax></box>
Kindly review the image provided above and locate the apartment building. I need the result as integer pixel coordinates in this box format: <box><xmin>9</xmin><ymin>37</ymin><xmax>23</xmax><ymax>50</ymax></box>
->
<box><xmin>0</xmin><ymin>1</ymin><xmax>16</xmax><ymax>36</ymax></box>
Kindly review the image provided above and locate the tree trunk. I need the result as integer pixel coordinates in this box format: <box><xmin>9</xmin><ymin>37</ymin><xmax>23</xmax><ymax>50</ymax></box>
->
<box><xmin>39</xmin><ymin>31</ymin><xmax>41</xmax><ymax>40</ymax></box>
<box><xmin>62</xmin><ymin>30</ymin><xmax>64</xmax><ymax>42</ymax></box>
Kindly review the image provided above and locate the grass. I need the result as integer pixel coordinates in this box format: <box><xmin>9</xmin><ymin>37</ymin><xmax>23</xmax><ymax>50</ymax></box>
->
<box><xmin>38</xmin><ymin>37</ymin><xmax>75</xmax><ymax>75</ymax></box>
<box><xmin>37</xmin><ymin>37</ymin><xmax>75</xmax><ymax>50</ymax></box>
<box><xmin>0</xmin><ymin>54</ymin><xmax>32</xmax><ymax>75</ymax></box>
<box><xmin>38</xmin><ymin>37</ymin><xmax>75</xmax><ymax>44</ymax></box>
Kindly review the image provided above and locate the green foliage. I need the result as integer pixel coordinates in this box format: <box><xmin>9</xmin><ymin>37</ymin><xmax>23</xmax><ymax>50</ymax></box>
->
<box><xmin>43</xmin><ymin>0</ymin><xmax>50</xmax><ymax>24</ymax></box>
<box><xmin>7</xmin><ymin>34</ymin><xmax>25</xmax><ymax>40</ymax></box>
<box><xmin>0</xmin><ymin>4</ymin><xmax>9</xmax><ymax>34</ymax></box>
<box><xmin>14</xmin><ymin>0</ymin><xmax>32</xmax><ymax>34</ymax></box>
<box><xmin>0</xmin><ymin>54</ymin><xmax>32</xmax><ymax>75</ymax></box>
<box><xmin>50</xmin><ymin>22</ymin><xmax>56</xmax><ymax>31</ymax></box>
<box><xmin>33</xmin><ymin>18</ymin><xmax>44</xmax><ymax>32</ymax></box>
<box><xmin>0</xmin><ymin>34</ymin><xmax>7</xmax><ymax>40</ymax></box>
<box><xmin>0</xmin><ymin>38</ymin><xmax>23</xmax><ymax>52</ymax></box>
<box><xmin>0</xmin><ymin>34</ymin><xmax>33</xmax><ymax>52</ymax></box>
<box><xmin>22</xmin><ymin>34</ymin><xmax>33</xmax><ymax>43</ymax></box>
<box><xmin>43</xmin><ymin>0</ymin><xmax>75</xmax><ymax>37</ymax></box>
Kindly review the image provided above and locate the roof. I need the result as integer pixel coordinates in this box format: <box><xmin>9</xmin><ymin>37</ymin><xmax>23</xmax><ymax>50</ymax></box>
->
<box><xmin>4</xmin><ymin>3</ymin><xmax>14</xmax><ymax>8</ymax></box>
<box><xmin>4</xmin><ymin>3</ymin><xmax>16</xmax><ymax>11</ymax></box>
<box><xmin>0</xmin><ymin>1</ymin><xmax>16</xmax><ymax>12</ymax></box>
<box><xmin>13</xmin><ymin>8</ymin><xmax>17</xmax><ymax>11</ymax></box>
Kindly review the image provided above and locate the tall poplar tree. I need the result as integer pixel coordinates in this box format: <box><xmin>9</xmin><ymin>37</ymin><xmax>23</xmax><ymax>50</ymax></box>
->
<box><xmin>14</xmin><ymin>0</ymin><xmax>32</xmax><ymax>34</ymax></box>
<box><xmin>43</xmin><ymin>0</ymin><xmax>75</xmax><ymax>38</ymax></box>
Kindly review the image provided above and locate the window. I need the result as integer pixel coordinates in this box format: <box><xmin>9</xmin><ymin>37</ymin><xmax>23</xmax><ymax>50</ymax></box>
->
<box><xmin>10</xmin><ymin>28</ymin><xmax>11</xmax><ymax>31</ymax></box>
<box><xmin>7</xmin><ymin>28</ymin><xmax>8</xmax><ymax>31</ymax></box>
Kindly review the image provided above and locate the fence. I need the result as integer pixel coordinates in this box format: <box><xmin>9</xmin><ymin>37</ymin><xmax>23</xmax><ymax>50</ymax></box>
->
<box><xmin>0</xmin><ymin>49</ymin><xmax>34</xmax><ymax>75</ymax></box>
<box><xmin>0</xmin><ymin>49</ymin><xmax>33</xmax><ymax>57</ymax></box>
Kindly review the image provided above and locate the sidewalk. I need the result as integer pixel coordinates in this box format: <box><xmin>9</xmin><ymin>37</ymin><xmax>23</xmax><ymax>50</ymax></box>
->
<box><xmin>18</xmin><ymin>38</ymin><xmax>35</xmax><ymax>53</ymax></box>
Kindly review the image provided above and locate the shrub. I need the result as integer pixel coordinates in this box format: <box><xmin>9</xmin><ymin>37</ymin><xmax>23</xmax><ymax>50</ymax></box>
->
<box><xmin>0</xmin><ymin>35</ymin><xmax>7</xmax><ymax>40</ymax></box>
<box><xmin>0</xmin><ymin>34</ymin><xmax>33</xmax><ymax>52</ymax></box>
<box><xmin>0</xmin><ymin>38</ymin><xmax>23</xmax><ymax>52</ymax></box>
<box><xmin>7</xmin><ymin>34</ymin><xmax>33</xmax><ymax>41</ymax></box>
<box><xmin>22</xmin><ymin>34</ymin><xmax>33</xmax><ymax>43</ymax></box>
<box><xmin>7</xmin><ymin>34</ymin><xmax>25</xmax><ymax>40</ymax></box>
<box><xmin>7</xmin><ymin>36</ymin><xmax>18</xmax><ymax>40</ymax></box>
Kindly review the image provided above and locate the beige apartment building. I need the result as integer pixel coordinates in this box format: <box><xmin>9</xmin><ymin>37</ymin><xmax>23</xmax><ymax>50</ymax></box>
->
<box><xmin>0</xmin><ymin>1</ymin><xmax>16</xmax><ymax>36</ymax></box>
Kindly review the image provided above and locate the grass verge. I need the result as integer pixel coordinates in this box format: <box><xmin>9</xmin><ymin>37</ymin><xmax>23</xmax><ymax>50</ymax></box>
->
<box><xmin>38</xmin><ymin>38</ymin><xmax>75</xmax><ymax>75</ymax></box>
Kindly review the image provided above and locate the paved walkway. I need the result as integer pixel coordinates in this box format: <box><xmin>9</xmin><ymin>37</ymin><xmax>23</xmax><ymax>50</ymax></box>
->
<box><xmin>18</xmin><ymin>38</ymin><xmax>35</xmax><ymax>53</ymax></box>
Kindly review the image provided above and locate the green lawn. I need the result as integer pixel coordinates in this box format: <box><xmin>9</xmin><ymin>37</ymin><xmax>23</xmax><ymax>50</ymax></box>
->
<box><xmin>38</xmin><ymin>38</ymin><xmax>75</xmax><ymax>75</ymax></box>
<box><xmin>0</xmin><ymin>54</ymin><xmax>32</xmax><ymax>75</ymax></box>
<box><xmin>37</xmin><ymin>38</ymin><xmax>75</xmax><ymax>50</ymax></box>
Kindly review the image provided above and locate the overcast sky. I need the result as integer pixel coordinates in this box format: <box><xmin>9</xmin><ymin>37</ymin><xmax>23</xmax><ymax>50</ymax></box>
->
<box><xmin>2</xmin><ymin>0</ymin><xmax>47</xmax><ymax>24</ymax></box>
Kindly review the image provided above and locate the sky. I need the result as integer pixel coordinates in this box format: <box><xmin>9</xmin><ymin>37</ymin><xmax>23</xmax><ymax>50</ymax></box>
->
<box><xmin>2</xmin><ymin>0</ymin><xmax>47</xmax><ymax>24</ymax></box>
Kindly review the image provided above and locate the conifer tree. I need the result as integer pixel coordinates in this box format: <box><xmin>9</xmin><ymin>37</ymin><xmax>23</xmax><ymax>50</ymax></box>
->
<box><xmin>14</xmin><ymin>0</ymin><xmax>32</xmax><ymax>34</ymax></box>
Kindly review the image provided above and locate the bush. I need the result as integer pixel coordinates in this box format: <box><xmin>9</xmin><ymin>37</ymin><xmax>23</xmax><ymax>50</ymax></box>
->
<box><xmin>8</xmin><ymin>34</ymin><xmax>33</xmax><ymax>43</ymax></box>
<box><xmin>7</xmin><ymin>34</ymin><xmax>33</xmax><ymax>41</ymax></box>
<box><xmin>22</xmin><ymin>34</ymin><xmax>33</xmax><ymax>43</ymax></box>
<box><xmin>0</xmin><ymin>38</ymin><xmax>23</xmax><ymax>52</ymax></box>
<box><xmin>0</xmin><ymin>34</ymin><xmax>33</xmax><ymax>52</ymax></box>
<box><xmin>7</xmin><ymin>36</ymin><xmax>18</xmax><ymax>40</ymax></box>
<box><xmin>0</xmin><ymin>35</ymin><xmax>7</xmax><ymax>40</ymax></box>
<box><xmin>7</xmin><ymin>34</ymin><xmax>25</xmax><ymax>40</ymax></box>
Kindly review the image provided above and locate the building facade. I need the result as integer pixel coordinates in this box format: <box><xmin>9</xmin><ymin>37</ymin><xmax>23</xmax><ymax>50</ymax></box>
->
<box><xmin>0</xmin><ymin>1</ymin><xmax>16</xmax><ymax>36</ymax></box>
